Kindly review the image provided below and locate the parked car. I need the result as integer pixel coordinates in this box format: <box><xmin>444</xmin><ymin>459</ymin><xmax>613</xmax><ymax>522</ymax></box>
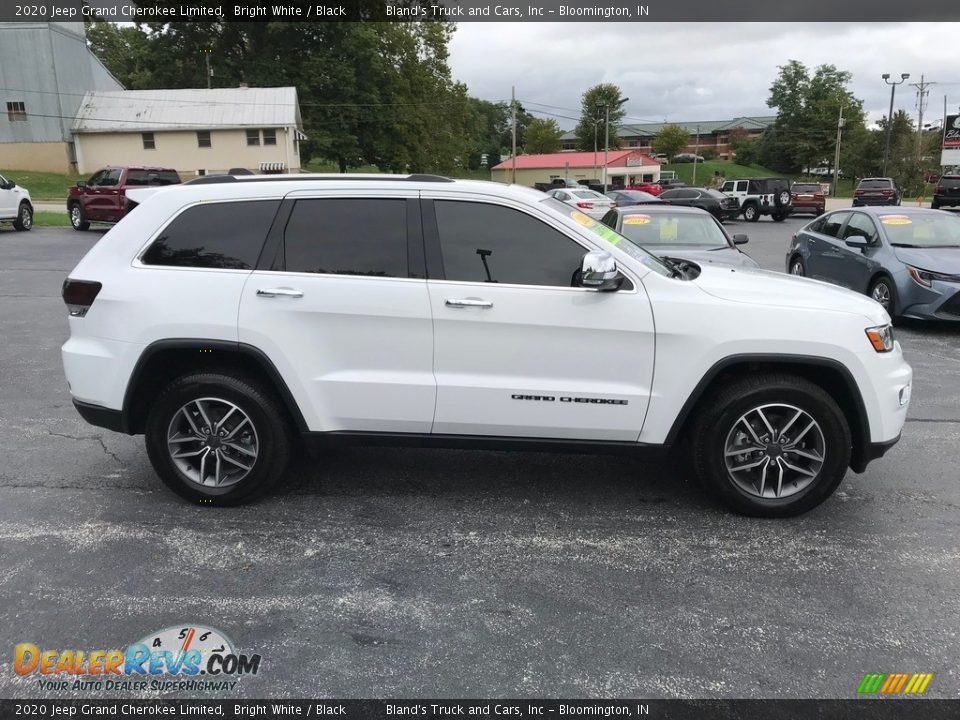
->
<box><xmin>719</xmin><ymin>177</ymin><xmax>793</xmax><ymax>222</ymax></box>
<box><xmin>605</xmin><ymin>189</ymin><xmax>663</xmax><ymax>207</ymax></box>
<box><xmin>67</xmin><ymin>166</ymin><xmax>182</xmax><ymax>230</ymax></box>
<box><xmin>547</xmin><ymin>187</ymin><xmax>615</xmax><ymax>219</ymax></box>
<box><xmin>659</xmin><ymin>187</ymin><xmax>739</xmax><ymax>221</ymax></box>
<box><xmin>673</xmin><ymin>153</ymin><xmax>706</xmax><ymax>163</ymax></box>
<box><xmin>932</xmin><ymin>175</ymin><xmax>960</xmax><ymax>210</ymax></box>
<box><xmin>651</xmin><ymin>153</ymin><xmax>668</xmax><ymax>162</ymax></box>
<box><xmin>0</xmin><ymin>173</ymin><xmax>33</xmax><ymax>231</ymax></box>
<box><xmin>599</xmin><ymin>205</ymin><xmax>757</xmax><ymax>268</ymax></box>
<box><xmin>791</xmin><ymin>182</ymin><xmax>826</xmax><ymax>216</ymax></box>
<box><xmin>657</xmin><ymin>178</ymin><xmax>687</xmax><ymax>191</ymax></box>
<box><xmin>61</xmin><ymin>174</ymin><xmax>910</xmax><ymax>516</ymax></box>
<box><xmin>786</xmin><ymin>207</ymin><xmax>960</xmax><ymax>321</ymax></box>
<box><xmin>534</xmin><ymin>178</ymin><xmax>581</xmax><ymax>192</ymax></box>
<box><xmin>626</xmin><ymin>182</ymin><xmax>664</xmax><ymax>196</ymax></box>
<box><xmin>852</xmin><ymin>177</ymin><xmax>901</xmax><ymax>207</ymax></box>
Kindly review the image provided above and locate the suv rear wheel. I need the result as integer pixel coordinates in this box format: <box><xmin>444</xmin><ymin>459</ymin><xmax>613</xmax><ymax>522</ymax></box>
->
<box><xmin>145</xmin><ymin>371</ymin><xmax>292</xmax><ymax>505</ymax></box>
<box><xmin>691</xmin><ymin>373</ymin><xmax>851</xmax><ymax>517</ymax></box>
<box><xmin>13</xmin><ymin>202</ymin><xmax>32</xmax><ymax>231</ymax></box>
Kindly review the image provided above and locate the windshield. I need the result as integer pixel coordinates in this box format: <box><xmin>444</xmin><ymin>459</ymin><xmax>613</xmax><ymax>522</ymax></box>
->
<box><xmin>539</xmin><ymin>197</ymin><xmax>674</xmax><ymax>277</ymax></box>
<box><xmin>617</xmin><ymin>212</ymin><xmax>730</xmax><ymax>248</ymax></box>
<box><xmin>572</xmin><ymin>190</ymin><xmax>602</xmax><ymax>200</ymax></box>
<box><xmin>882</xmin><ymin>213</ymin><xmax>960</xmax><ymax>248</ymax></box>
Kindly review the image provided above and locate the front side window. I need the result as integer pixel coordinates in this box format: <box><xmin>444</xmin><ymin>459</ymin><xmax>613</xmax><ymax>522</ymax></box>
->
<box><xmin>142</xmin><ymin>200</ymin><xmax>279</xmax><ymax>269</ymax></box>
<box><xmin>141</xmin><ymin>133</ymin><xmax>155</xmax><ymax>150</ymax></box>
<box><xmin>434</xmin><ymin>200</ymin><xmax>587</xmax><ymax>287</ymax></box>
<box><xmin>282</xmin><ymin>198</ymin><xmax>408</xmax><ymax>277</ymax></box>
<box><xmin>843</xmin><ymin>213</ymin><xmax>878</xmax><ymax>242</ymax></box>
<box><xmin>99</xmin><ymin>169</ymin><xmax>122</xmax><ymax>187</ymax></box>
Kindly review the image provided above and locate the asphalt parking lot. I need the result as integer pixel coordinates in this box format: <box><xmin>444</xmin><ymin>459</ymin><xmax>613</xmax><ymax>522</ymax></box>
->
<box><xmin>1</xmin><ymin>221</ymin><xmax>958</xmax><ymax>700</ymax></box>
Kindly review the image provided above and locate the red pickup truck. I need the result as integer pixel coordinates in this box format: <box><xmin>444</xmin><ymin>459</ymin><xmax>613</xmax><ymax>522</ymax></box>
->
<box><xmin>68</xmin><ymin>166</ymin><xmax>181</xmax><ymax>231</ymax></box>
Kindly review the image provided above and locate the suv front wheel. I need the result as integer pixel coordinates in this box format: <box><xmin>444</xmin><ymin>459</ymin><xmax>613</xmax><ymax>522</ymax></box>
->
<box><xmin>145</xmin><ymin>371</ymin><xmax>292</xmax><ymax>504</ymax></box>
<box><xmin>691</xmin><ymin>373</ymin><xmax>851</xmax><ymax>517</ymax></box>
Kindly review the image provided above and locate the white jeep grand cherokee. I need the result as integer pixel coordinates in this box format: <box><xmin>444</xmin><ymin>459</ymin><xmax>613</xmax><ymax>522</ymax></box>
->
<box><xmin>61</xmin><ymin>175</ymin><xmax>912</xmax><ymax>516</ymax></box>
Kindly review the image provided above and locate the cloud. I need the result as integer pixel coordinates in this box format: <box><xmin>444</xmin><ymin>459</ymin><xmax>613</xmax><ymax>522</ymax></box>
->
<box><xmin>449</xmin><ymin>22</ymin><xmax>959</xmax><ymax>127</ymax></box>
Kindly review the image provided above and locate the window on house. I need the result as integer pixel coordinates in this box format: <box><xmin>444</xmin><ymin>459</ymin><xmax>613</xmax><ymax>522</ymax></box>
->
<box><xmin>142</xmin><ymin>133</ymin><xmax>156</xmax><ymax>150</ymax></box>
<box><xmin>197</xmin><ymin>131</ymin><xmax>211</xmax><ymax>148</ymax></box>
<box><xmin>6</xmin><ymin>101</ymin><xmax>27</xmax><ymax>121</ymax></box>
<box><xmin>246</xmin><ymin>129</ymin><xmax>260</xmax><ymax>146</ymax></box>
<box><xmin>263</xmin><ymin>129</ymin><xmax>277</xmax><ymax>146</ymax></box>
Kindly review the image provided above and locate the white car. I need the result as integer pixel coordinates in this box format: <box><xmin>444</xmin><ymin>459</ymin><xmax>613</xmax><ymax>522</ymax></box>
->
<box><xmin>0</xmin><ymin>173</ymin><xmax>33</xmax><ymax>231</ymax></box>
<box><xmin>547</xmin><ymin>187</ymin><xmax>615</xmax><ymax>219</ymax></box>
<box><xmin>61</xmin><ymin>174</ymin><xmax>911</xmax><ymax>516</ymax></box>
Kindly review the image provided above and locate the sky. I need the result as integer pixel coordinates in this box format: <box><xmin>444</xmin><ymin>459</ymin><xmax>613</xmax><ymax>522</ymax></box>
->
<box><xmin>448</xmin><ymin>22</ymin><xmax>960</xmax><ymax>130</ymax></box>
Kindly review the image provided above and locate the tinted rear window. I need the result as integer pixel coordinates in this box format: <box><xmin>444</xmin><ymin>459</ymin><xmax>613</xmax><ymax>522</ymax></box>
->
<box><xmin>283</xmin><ymin>198</ymin><xmax>408</xmax><ymax>277</ymax></box>
<box><xmin>859</xmin><ymin>179</ymin><xmax>893</xmax><ymax>189</ymax></box>
<box><xmin>793</xmin><ymin>184</ymin><xmax>821</xmax><ymax>192</ymax></box>
<box><xmin>142</xmin><ymin>200</ymin><xmax>278</xmax><ymax>269</ymax></box>
<box><xmin>127</xmin><ymin>170</ymin><xmax>180</xmax><ymax>186</ymax></box>
<box><xmin>939</xmin><ymin>176</ymin><xmax>960</xmax><ymax>189</ymax></box>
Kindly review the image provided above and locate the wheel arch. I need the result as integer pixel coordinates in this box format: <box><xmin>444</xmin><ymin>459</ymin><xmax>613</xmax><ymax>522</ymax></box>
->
<box><xmin>122</xmin><ymin>339</ymin><xmax>308</xmax><ymax>435</ymax></box>
<box><xmin>664</xmin><ymin>354</ymin><xmax>871</xmax><ymax>472</ymax></box>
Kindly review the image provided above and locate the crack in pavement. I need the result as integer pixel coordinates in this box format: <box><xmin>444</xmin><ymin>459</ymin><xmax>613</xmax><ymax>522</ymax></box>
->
<box><xmin>905</xmin><ymin>418</ymin><xmax>960</xmax><ymax>423</ymax></box>
<box><xmin>43</xmin><ymin>429</ymin><xmax>125</xmax><ymax>467</ymax></box>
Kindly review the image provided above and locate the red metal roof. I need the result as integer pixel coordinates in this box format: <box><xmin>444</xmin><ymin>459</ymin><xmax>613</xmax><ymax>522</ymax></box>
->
<box><xmin>492</xmin><ymin>150</ymin><xmax>657</xmax><ymax>171</ymax></box>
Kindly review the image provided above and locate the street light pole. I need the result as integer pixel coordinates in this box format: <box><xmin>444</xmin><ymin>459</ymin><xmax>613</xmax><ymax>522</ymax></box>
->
<box><xmin>882</xmin><ymin>72</ymin><xmax>910</xmax><ymax>176</ymax></box>
<box><xmin>832</xmin><ymin>105</ymin><xmax>844</xmax><ymax>197</ymax></box>
<box><xmin>603</xmin><ymin>96</ymin><xmax>629</xmax><ymax>194</ymax></box>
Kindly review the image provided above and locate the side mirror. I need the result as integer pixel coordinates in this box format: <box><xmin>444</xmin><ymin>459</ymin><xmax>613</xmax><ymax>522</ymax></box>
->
<box><xmin>732</xmin><ymin>234</ymin><xmax>749</xmax><ymax>245</ymax></box>
<box><xmin>844</xmin><ymin>236</ymin><xmax>869</xmax><ymax>249</ymax></box>
<box><xmin>579</xmin><ymin>250</ymin><xmax>623</xmax><ymax>292</ymax></box>
<box><xmin>76</xmin><ymin>181</ymin><xmax>87</xmax><ymax>188</ymax></box>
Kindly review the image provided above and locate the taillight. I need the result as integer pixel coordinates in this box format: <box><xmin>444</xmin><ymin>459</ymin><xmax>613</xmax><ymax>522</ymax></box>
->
<box><xmin>882</xmin><ymin>190</ymin><xmax>894</xmax><ymax>196</ymax></box>
<box><xmin>62</xmin><ymin>279</ymin><xmax>102</xmax><ymax>317</ymax></box>
<box><xmin>576</xmin><ymin>202</ymin><xmax>594</xmax><ymax>209</ymax></box>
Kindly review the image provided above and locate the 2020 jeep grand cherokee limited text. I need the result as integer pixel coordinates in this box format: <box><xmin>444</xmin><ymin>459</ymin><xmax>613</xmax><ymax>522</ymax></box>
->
<box><xmin>61</xmin><ymin>175</ymin><xmax>912</xmax><ymax>516</ymax></box>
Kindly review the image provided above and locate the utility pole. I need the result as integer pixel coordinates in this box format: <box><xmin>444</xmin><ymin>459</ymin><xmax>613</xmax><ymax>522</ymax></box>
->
<box><xmin>202</xmin><ymin>48</ymin><xmax>212</xmax><ymax>89</ymax></box>
<box><xmin>832</xmin><ymin>105</ymin><xmax>844</xmax><ymax>197</ymax></box>
<box><xmin>911</xmin><ymin>75</ymin><xmax>934</xmax><ymax>162</ymax></box>
<box><xmin>692</xmin><ymin>125</ymin><xmax>700</xmax><ymax>186</ymax></box>
<box><xmin>510</xmin><ymin>86</ymin><xmax>517</xmax><ymax>184</ymax></box>
<box><xmin>882</xmin><ymin>72</ymin><xmax>910</xmax><ymax>176</ymax></box>
<box><xmin>602</xmin><ymin>96</ymin><xmax>629</xmax><ymax>194</ymax></box>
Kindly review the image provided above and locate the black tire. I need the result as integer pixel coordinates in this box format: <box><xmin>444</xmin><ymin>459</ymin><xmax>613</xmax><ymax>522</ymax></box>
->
<box><xmin>12</xmin><ymin>202</ymin><xmax>32</xmax><ymax>231</ymax></box>
<box><xmin>868</xmin><ymin>275</ymin><xmax>898</xmax><ymax>319</ymax></box>
<box><xmin>691</xmin><ymin>373</ymin><xmax>851</xmax><ymax>517</ymax></box>
<box><xmin>69</xmin><ymin>203</ymin><xmax>90</xmax><ymax>231</ymax></box>
<box><xmin>771</xmin><ymin>212</ymin><xmax>786</xmax><ymax>222</ymax></box>
<box><xmin>931</xmin><ymin>200</ymin><xmax>940</xmax><ymax>210</ymax></box>
<box><xmin>145</xmin><ymin>371</ymin><xmax>292</xmax><ymax>505</ymax></box>
<box><xmin>788</xmin><ymin>255</ymin><xmax>805</xmax><ymax>276</ymax></box>
<box><xmin>742</xmin><ymin>204</ymin><xmax>760</xmax><ymax>222</ymax></box>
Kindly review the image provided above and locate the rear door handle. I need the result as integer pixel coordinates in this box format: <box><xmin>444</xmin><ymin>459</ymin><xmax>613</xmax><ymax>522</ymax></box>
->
<box><xmin>445</xmin><ymin>298</ymin><xmax>493</xmax><ymax>309</ymax></box>
<box><xmin>257</xmin><ymin>287</ymin><xmax>303</xmax><ymax>298</ymax></box>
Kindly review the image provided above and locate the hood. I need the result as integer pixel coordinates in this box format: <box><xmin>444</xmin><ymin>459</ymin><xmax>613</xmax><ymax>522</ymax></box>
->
<box><xmin>653</xmin><ymin>246</ymin><xmax>758</xmax><ymax>268</ymax></box>
<box><xmin>893</xmin><ymin>246</ymin><xmax>960</xmax><ymax>276</ymax></box>
<box><xmin>693</xmin><ymin>264</ymin><xmax>888</xmax><ymax>322</ymax></box>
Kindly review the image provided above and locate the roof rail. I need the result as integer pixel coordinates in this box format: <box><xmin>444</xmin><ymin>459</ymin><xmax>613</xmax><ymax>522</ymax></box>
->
<box><xmin>183</xmin><ymin>173</ymin><xmax>454</xmax><ymax>186</ymax></box>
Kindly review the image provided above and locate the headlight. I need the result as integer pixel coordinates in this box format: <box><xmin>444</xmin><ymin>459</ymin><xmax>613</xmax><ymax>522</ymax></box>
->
<box><xmin>907</xmin><ymin>265</ymin><xmax>955</xmax><ymax>288</ymax></box>
<box><xmin>865</xmin><ymin>324</ymin><xmax>895</xmax><ymax>353</ymax></box>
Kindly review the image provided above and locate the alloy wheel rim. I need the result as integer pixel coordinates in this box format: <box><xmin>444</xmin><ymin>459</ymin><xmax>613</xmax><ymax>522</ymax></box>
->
<box><xmin>791</xmin><ymin>261</ymin><xmax>803</xmax><ymax>275</ymax></box>
<box><xmin>21</xmin><ymin>207</ymin><xmax>31</xmax><ymax>228</ymax></box>
<box><xmin>166</xmin><ymin>397</ymin><xmax>259</xmax><ymax>488</ymax></box>
<box><xmin>71</xmin><ymin>207</ymin><xmax>80</xmax><ymax>226</ymax></box>
<box><xmin>872</xmin><ymin>283</ymin><xmax>891</xmax><ymax>308</ymax></box>
<box><xmin>724</xmin><ymin>403</ymin><xmax>825</xmax><ymax>499</ymax></box>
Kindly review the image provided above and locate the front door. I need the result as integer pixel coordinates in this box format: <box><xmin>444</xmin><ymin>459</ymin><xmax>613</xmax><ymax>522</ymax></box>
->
<box><xmin>423</xmin><ymin>195</ymin><xmax>655</xmax><ymax>441</ymax></box>
<box><xmin>0</xmin><ymin>174</ymin><xmax>14</xmax><ymax>217</ymax></box>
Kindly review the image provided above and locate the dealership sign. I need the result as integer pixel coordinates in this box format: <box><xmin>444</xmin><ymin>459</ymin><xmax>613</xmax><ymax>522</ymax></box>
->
<box><xmin>942</xmin><ymin>114</ymin><xmax>960</xmax><ymax>165</ymax></box>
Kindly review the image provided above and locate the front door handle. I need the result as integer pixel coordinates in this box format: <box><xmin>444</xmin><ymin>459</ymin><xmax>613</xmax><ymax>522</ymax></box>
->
<box><xmin>257</xmin><ymin>287</ymin><xmax>303</xmax><ymax>298</ymax></box>
<box><xmin>445</xmin><ymin>298</ymin><xmax>493</xmax><ymax>309</ymax></box>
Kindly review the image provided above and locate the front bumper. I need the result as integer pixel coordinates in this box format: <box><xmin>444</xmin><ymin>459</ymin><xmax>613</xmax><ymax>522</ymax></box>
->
<box><xmin>850</xmin><ymin>433</ymin><xmax>901</xmax><ymax>473</ymax></box>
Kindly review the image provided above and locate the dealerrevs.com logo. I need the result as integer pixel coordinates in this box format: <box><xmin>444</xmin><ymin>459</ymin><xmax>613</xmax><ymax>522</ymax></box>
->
<box><xmin>857</xmin><ymin>672</ymin><xmax>933</xmax><ymax>696</ymax></box>
<box><xmin>14</xmin><ymin>624</ymin><xmax>261</xmax><ymax>692</ymax></box>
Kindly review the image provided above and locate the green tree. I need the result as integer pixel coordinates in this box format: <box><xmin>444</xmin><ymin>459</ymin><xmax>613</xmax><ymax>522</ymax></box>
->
<box><xmin>573</xmin><ymin>84</ymin><xmax>627</xmax><ymax>152</ymax></box>
<box><xmin>522</xmin><ymin>118</ymin><xmax>563</xmax><ymax>153</ymax></box>
<box><xmin>765</xmin><ymin>60</ymin><xmax>866</xmax><ymax>173</ymax></box>
<box><xmin>650</xmin><ymin>124</ymin><xmax>690</xmax><ymax>161</ymax></box>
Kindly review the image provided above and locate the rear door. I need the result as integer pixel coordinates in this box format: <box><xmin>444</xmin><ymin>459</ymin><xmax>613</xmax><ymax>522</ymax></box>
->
<box><xmin>238</xmin><ymin>192</ymin><xmax>435</xmax><ymax>434</ymax></box>
<box><xmin>422</xmin><ymin>193</ymin><xmax>654</xmax><ymax>441</ymax></box>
